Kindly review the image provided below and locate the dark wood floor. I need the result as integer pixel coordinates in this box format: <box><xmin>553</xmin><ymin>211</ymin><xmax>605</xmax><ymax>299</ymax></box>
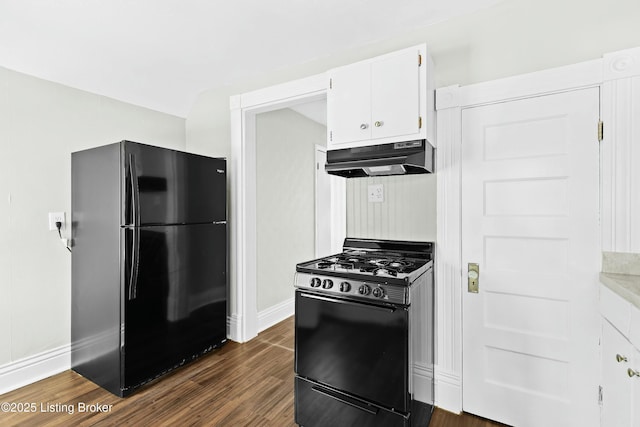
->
<box><xmin>0</xmin><ymin>317</ymin><xmax>505</xmax><ymax>426</ymax></box>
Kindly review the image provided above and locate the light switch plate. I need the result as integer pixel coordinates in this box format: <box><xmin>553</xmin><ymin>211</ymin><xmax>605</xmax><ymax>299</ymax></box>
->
<box><xmin>368</xmin><ymin>184</ymin><xmax>384</xmax><ymax>203</ymax></box>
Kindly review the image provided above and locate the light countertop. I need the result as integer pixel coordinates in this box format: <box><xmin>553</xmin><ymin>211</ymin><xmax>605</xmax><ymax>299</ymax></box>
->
<box><xmin>600</xmin><ymin>272</ymin><xmax>640</xmax><ymax>310</ymax></box>
<box><xmin>600</xmin><ymin>251</ymin><xmax>640</xmax><ymax>310</ymax></box>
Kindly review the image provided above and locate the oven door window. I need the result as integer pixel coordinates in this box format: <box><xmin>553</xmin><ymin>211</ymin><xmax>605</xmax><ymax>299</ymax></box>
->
<box><xmin>295</xmin><ymin>290</ymin><xmax>409</xmax><ymax>412</ymax></box>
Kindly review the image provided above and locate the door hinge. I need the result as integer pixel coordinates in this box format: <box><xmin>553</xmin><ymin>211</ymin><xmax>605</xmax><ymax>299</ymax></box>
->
<box><xmin>329</xmin><ymin>78</ymin><xmax>332</xmax><ymax>89</ymax></box>
<box><xmin>598</xmin><ymin>120</ymin><xmax>604</xmax><ymax>142</ymax></box>
<box><xmin>329</xmin><ymin>131</ymin><xmax>333</xmax><ymax>142</ymax></box>
<box><xmin>598</xmin><ymin>385</ymin><xmax>603</xmax><ymax>405</ymax></box>
<box><xmin>418</xmin><ymin>116</ymin><xmax>423</xmax><ymax>129</ymax></box>
<box><xmin>418</xmin><ymin>54</ymin><xmax>422</xmax><ymax>67</ymax></box>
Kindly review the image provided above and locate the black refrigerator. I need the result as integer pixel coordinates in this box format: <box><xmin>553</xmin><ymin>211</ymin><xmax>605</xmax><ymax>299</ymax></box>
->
<box><xmin>71</xmin><ymin>140</ymin><xmax>227</xmax><ymax>397</ymax></box>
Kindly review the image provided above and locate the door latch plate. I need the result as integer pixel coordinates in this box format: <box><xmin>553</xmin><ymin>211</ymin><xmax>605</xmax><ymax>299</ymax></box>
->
<box><xmin>468</xmin><ymin>263</ymin><xmax>479</xmax><ymax>293</ymax></box>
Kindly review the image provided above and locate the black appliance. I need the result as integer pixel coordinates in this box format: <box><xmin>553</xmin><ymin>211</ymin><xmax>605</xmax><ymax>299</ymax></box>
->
<box><xmin>325</xmin><ymin>140</ymin><xmax>434</xmax><ymax>178</ymax></box>
<box><xmin>71</xmin><ymin>140</ymin><xmax>227</xmax><ymax>397</ymax></box>
<box><xmin>294</xmin><ymin>238</ymin><xmax>434</xmax><ymax>427</ymax></box>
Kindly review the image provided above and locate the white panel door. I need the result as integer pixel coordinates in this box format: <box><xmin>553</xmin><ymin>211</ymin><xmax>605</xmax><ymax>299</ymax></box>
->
<box><xmin>462</xmin><ymin>88</ymin><xmax>600</xmax><ymax>427</ymax></box>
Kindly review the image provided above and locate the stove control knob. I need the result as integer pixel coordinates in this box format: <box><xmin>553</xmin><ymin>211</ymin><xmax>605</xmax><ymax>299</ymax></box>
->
<box><xmin>358</xmin><ymin>284</ymin><xmax>371</xmax><ymax>296</ymax></box>
<box><xmin>310</xmin><ymin>278</ymin><xmax>322</xmax><ymax>288</ymax></box>
<box><xmin>322</xmin><ymin>279</ymin><xmax>334</xmax><ymax>289</ymax></box>
<box><xmin>372</xmin><ymin>287</ymin><xmax>385</xmax><ymax>298</ymax></box>
<box><xmin>340</xmin><ymin>282</ymin><xmax>351</xmax><ymax>293</ymax></box>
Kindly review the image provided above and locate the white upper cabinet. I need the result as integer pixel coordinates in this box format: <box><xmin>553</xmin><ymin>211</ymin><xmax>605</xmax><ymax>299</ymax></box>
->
<box><xmin>327</xmin><ymin>44</ymin><xmax>434</xmax><ymax>150</ymax></box>
<box><xmin>327</xmin><ymin>61</ymin><xmax>371</xmax><ymax>146</ymax></box>
<box><xmin>371</xmin><ymin>50</ymin><xmax>420</xmax><ymax>140</ymax></box>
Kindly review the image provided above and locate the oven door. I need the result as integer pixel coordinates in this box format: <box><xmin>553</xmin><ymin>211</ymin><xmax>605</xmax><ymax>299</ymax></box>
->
<box><xmin>295</xmin><ymin>289</ymin><xmax>409</xmax><ymax>412</ymax></box>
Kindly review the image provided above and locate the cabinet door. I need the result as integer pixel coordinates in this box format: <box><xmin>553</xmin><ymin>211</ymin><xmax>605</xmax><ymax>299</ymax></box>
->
<box><xmin>634</xmin><ymin>347</ymin><xmax>640</xmax><ymax>427</ymax></box>
<box><xmin>602</xmin><ymin>319</ymin><xmax>633</xmax><ymax>427</ymax></box>
<box><xmin>371</xmin><ymin>49</ymin><xmax>420</xmax><ymax>140</ymax></box>
<box><xmin>327</xmin><ymin>61</ymin><xmax>371</xmax><ymax>146</ymax></box>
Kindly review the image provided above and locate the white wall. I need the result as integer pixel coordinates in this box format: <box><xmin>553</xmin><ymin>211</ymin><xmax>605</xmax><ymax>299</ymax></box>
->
<box><xmin>186</xmin><ymin>0</ymin><xmax>640</xmax><ymax>317</ymax></box>
<box><xmin>346</xmin><ymin>175</ymin><xmax>436</xmax><ymax>242</ymax></box>
<box><xmin>0</xmin><ymin>67</ymin><xmax>185</xmax><ymax>371</ymax></box>
<box><xmin>187</xmin><ymin>0</ymin><xmax>640</xmax><ymax>153</ymax></box>
<box><xmin>255</xmin><ymin>109</ymin><xmax>326</xmax><ymax>312</ymax></box>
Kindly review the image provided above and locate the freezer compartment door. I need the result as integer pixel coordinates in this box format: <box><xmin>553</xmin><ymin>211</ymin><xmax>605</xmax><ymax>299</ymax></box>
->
<box><xmin>121</xmin><ymin>223</ymin><xmax>227</xmax><ymax>391</ymax></box>
<box><xmin>123</xmin><ymin>141</ymin><xmax>226</xmax><ymax>226</ymax></box>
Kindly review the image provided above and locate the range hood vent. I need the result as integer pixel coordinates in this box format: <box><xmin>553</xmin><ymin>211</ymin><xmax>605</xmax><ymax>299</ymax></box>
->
<box><xmin>325</xmin><ymin>140</ymin><xmax>434</xmax><ymax>178</ymax></box>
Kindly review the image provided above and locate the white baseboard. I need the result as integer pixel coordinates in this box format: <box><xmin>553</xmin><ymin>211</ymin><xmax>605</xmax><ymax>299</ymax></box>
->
<box><xmin>227</xmin><ymin>313</ymin><xmax>242</xmax><ymax>342</ymax></box>
<box><xmin>258</xmin><ymin>297</ymin><xmax>294</xmax><ymax>333</ymax></box>
<box><xmin>413</xmin><ymin>363</ymin><xmax>434</xmax><ymax>404</ymax></box>
<box><xmin>227</xmin><ymin>298</ymin><xmax>294</xmax><ymax>343</ymax></box>
<box><xmin>435</xmin><ymin>367</ymin><xmax>462</xmax><ymax>414</ymax></box>
<box><xmin>0</xmin><ymin>345</ymin><xmax>71</xmax><ymax>396</ymax></box>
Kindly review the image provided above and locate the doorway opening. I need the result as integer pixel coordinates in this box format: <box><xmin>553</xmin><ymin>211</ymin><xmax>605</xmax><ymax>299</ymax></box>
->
<box><xmin>229</xmin><ymin>76</ymin><xmax>345</xmax><ymax>342</ymax></box>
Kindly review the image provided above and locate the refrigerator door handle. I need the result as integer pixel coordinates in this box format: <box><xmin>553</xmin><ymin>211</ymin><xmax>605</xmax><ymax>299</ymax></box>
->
<box><xmin>128</xmin><ymin>227</ymin><xmax>140</xmax><ymax>300</ymax></box>
<box><xmin>128</xmin><ymin>154</ymin><xmax>140</xmax><ymax>227</ymax></box>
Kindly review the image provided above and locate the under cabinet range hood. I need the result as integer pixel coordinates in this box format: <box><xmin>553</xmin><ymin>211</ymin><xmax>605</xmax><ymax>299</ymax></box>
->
<box><xmin>325</xmin><ymin>140</ymin><xmax>434</xmax><ymax>178</ymax></box>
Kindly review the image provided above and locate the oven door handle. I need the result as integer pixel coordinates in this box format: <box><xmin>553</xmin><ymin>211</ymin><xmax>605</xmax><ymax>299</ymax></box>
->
<box><xmin>300</xmin><ymin>292</ymin><xmax>397</xmax><ymax>313</ymax></box>
<box><xmin>311</xmin><ymin>386</ymin><xmax>379</xmax><ymax>415</ymax></box>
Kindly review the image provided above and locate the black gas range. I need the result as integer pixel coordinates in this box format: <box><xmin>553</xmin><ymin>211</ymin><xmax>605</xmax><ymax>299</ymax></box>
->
<box><xmin>295</xmin><ymin>238</ymin><xmax>432</xmax><ymax>306</ymax></box>
<box><xmin>293</xmin><ymin>238</ymin><xmax>434</xmax><ymax>427</ymax></box>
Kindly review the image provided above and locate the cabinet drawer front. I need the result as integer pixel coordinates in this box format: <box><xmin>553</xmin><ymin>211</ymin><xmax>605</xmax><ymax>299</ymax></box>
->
<box><xmin>601</xmin><ymin>285</ymin><xmax>632</xmax><ymax>336</ymax></box>
<box><xmin>630</xmin><ymin>305</ymin><xmax>640</xmax><ymax>349</ymax></box>
<box><xmin>601</xmin><ymin>319</ymin><xmax>633</xmax><ymax>427</ymax></box>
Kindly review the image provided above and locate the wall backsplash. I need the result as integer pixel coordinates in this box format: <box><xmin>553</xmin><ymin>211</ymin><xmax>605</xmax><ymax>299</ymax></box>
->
<box><xmin>602</xmin><ymin>251</ymin><xmax>640</xmax><ymax>275</ymax></box>
<box><xmin>346</xmin><ymin>174</ymin><xmax>436</xmax><ymax>242</ymax></box>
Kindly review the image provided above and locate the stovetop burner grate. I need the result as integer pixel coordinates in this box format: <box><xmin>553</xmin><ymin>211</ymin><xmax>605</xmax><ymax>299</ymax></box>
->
<box><xmin>296</xmin><ymin>238</ymin><xmax>433</xmax><ymax>285</ymax></box>
<box><xmin>358</xmin><ymin>265</ymin><xmax>399</xmax><ymax>277</ymax></box>
<box><xmin>317</xmin><ymin>261</ymin><xmax>355</xmax><ymax>270</ymax></box>
<box><xmin>303</xmin><ymin>252</ymin><xmax>427</xmax><ymax>280</ymax></box>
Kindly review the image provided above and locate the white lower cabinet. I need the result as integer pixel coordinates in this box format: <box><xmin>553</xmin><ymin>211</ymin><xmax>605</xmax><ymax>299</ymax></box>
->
<box><xmin>636</xmin><ymin>348</ymin><xmax>640</xmax><ymax>427</ymax></box>
<box><xmin>601</xmin><ymin>319</ymin><xmax>637</xmax><ymax>426</ymax></box>
<box><xmin>600</xmin><ymin>285</ymin><xmax>640</xmax><ymax>426</ymax></box>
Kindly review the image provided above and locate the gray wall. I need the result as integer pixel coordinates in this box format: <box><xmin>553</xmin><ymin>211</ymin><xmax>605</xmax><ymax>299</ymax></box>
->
<box><xmin>255</xmin><ymin>109</ymin><xmax>326</xmax><ymax>312</ymax></box>
<box><xmin>0</xmin><ymin>66</ymin><xmax>185</xmax><ymax>367</ymax></box>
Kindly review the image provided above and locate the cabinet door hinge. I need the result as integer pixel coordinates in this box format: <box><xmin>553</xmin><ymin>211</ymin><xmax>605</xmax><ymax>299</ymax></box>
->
<box><xmin>418</xmin><ymin>54</ymin><xmax>422</xmax><ymax>67</ymax></box>
<box><xmin>329</xmin><ymin>78</ymin><xmax>333</xmax><ymax>90</ymax></box>
<box><xmin>418</xmin><ymin>116</ymin><xmax>423</xmax><ymax>129</ymax></box>
<box><xmin>598</xmin><ymin>120</ymin><xmax>604</xmax><ymax>142</ymax></box>
<box><xmin>598</xmin><ymin>385</ymin><xmax>603</xmax><ymax>405</ymax></box>
<box><xmin>329</xmin><ymin>131</ymin><xmax>333</xmax><ymax>142</ymax></box>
